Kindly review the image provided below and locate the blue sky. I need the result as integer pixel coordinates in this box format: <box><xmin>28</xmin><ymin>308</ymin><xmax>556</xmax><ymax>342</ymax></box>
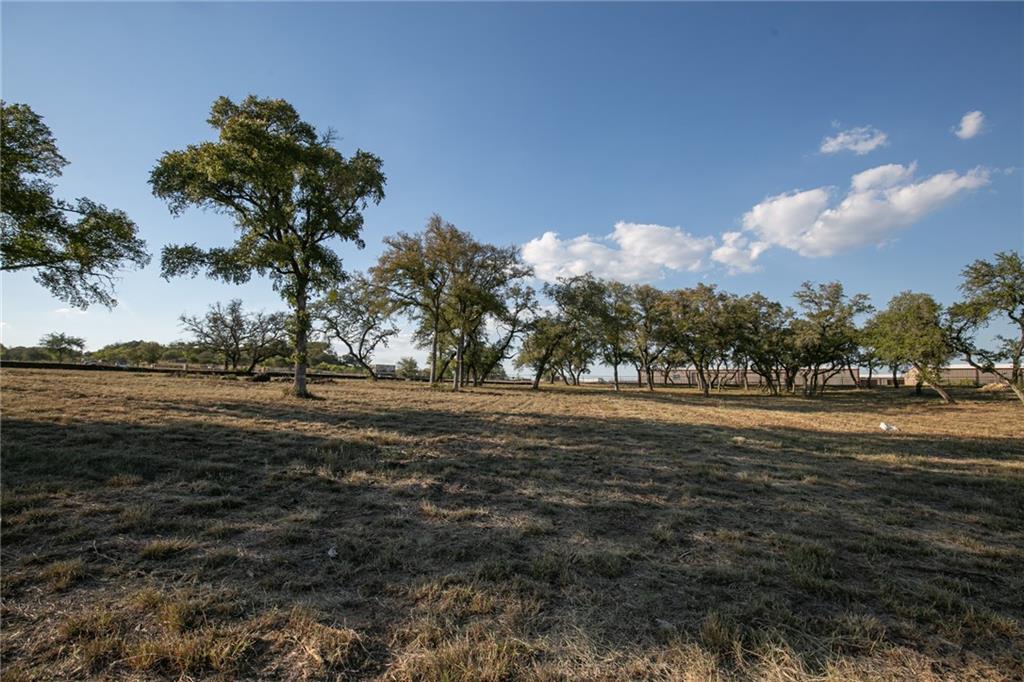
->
<box><xmin>2</xmin><ymin>2</ymin><xmax>1022</xmax><ymax>364</ymax></box>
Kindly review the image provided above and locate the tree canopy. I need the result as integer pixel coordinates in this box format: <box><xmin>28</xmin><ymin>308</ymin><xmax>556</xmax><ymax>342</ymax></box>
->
<box><xmin>945</xmin><ymin>251</ymin><xmax>1024</xmax><ymax>402</ymax></box>
<box><xmin>38</xmin><ymin>332</ymin><xmax>85</xmax><ymax>362</ymax></box>
<box><xmin>180</xmin><ymin>299</ymin><xmax>289</xmax><ymax>373</ymax></box>
<box><xmin>372</xmin><ymin>215</ymin><xmax>532</xmax><ymax>388</ymax></box>
<box><xmin>150</xmin><ymin>95</ymin><xmax>385</xmax><ymax>396</ymax></box>
<box><xmin>315</xmin><ymin>275</ymin><xmax>399</xmax><ymax>380</ymax></box>
<box><xmin>868</xmin><ymin>292</ymin><xmax>955</xmax><ymax>403</ymax></box>
<box><xmin>1</xmin><ymin>101</ymin><xmax>149</xmax><ymax>308</ymax></box>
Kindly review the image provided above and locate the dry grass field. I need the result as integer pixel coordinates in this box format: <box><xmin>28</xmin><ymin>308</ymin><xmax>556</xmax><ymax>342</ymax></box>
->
<box><xmin>1</xmin><ymin>368</ymin><xmax>1022</xmax><ymax>681</ymax></box>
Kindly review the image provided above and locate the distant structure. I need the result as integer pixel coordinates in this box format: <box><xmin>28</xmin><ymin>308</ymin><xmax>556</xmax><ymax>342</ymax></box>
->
<box><xmin>373</xmin><ymin>364</ymin><xmax>397</xmax><ymax>378</ymax></box>
<box><xmin>904</xmin><ymin>364</ymin><xmax>1014</xmax><ymax>387</ymax></box>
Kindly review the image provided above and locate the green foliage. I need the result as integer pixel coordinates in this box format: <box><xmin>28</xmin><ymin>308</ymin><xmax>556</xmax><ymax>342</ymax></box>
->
<box><xmin>0</xmin><ymin>344</ymin><xmax>56</xmax><ymax>362</ymax></box>
<box><xmin>958</xmin><ymin>251</ymin><xmax>1024</xmax><ymax>325</ymax></box>
<box><xmin>38</xmin><ymin>332</ymin><xmax>86</xmax><ymax>362</ymax></box>
<box><xmin>306</xmin><ymin>342</ymin><xmax>345</xmax><ymax>367</ymax></box>
<box><xmin>515</xmin><ymin>314</ymin><xmax>569</xmax><ymax>380</ymax></box>
<box><xmin>790</xmin><ymin>281</ymin><xmax>872</xmax><ymax>395</ymax></box>
<box><xmin>660</xmin><ymin>284</ymin><xmax>740</xmax><ymax>395</ymax></box>
<box><xmin>869</xmin><ymin>293</ymin><xmax>948</xmax><ymax>365</ymax></box>
<box><xmin>150</xmin><ymin>95</ymin><xmax>385</xmax><ymax>395</ymax></box>
<box><xmin>514</xmin><ymin>276</ymin><xmax>599</xmax><ymax>388</ymax></box>
<box><xmin>372</xmin><ymin>214</ymin><xmax>533</xmax><ymax>387</ymax></box>
<box><xmin>396</xmin><ymin>357</ymin><xmax>420</xmax><ymax>379</ymax></box>
<box><xmin>596</xmin><ymin>280</ymin><xmax>638</xmax><ymax>380</ymax></box>
<box><xmin>867</xmin><ymin>292</ymin><xmax>954</xmax><ymax>402</ymax></box>
<box><xmin>730</xmin><ymin>293</ymin><xmax>795</xmax><ymax>395</ymax></box>
<box><xmin>1</xmin><ymin>101</ymin><xmax>149</xmax><ymax>308</ymax></box>
<box><xmin>91</xmin><ymin>340</ymin><xmax>166</xmax><ymax>366</ymax></box>
<box><xmin>945</xmin><ymin>251</ymin><xmax>1024</xmax><ymax>400</ymax></box>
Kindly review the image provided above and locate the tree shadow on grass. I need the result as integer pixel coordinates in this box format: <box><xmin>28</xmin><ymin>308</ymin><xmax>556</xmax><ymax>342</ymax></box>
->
<box><xmin>549</xmin><ymin>382</ymin><xmax>1017</xmax><ymax>414</ymax></box>
<box><xmin>2</xmin><ymin>396</ymin><xmax>1022</xmax><ymax>678</ymax></box>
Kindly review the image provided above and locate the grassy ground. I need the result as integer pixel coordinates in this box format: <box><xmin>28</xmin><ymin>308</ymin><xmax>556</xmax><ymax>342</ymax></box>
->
<box><xmin>1</xmin><ymin>368</ymin><xmax>1022</xmax><ymax>681</ymax></box>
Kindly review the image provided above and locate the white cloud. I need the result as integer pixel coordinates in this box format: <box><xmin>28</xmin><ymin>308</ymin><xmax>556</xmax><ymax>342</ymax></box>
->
<box><xmin>820</xmin><ymin>126</ymin><xmax>888</xmax><ymax>155</ymax></box>
<box><xmin>850</xmin><ymin>162</ymin><xmax>917</xmax><ymax>192</ymax></box>
<box><xmin>524</xmin><ymin>162</ymin><xmax>991</xmax><ymax>280</ymax></box>
<box><xmin>711</xmin><ymin>232</ymin><xmax>769</xmax><ymax>274</ymax></box>
<box><xmin>954</xmin><ymin>110</ymin><xmax>985</xmax><ymax>140</ymax></box>
<box><xmin>53</xmin><ymin>307</ymin><xmax>87</xmax><ymax>317</ymax></box>
<box><xmin>741</xmin><ymin>163</ymin><xmax>990</xmax><ymax>259</ymax></box>
<box><xmin>740</xmin><ymin>188</ymin><xmax>831</xmax><ymax>252</ymax></box>
<box><xmin>521</xmin><ymin>221</ymin><xmax>714</xmax><ymax>283</ymax></box>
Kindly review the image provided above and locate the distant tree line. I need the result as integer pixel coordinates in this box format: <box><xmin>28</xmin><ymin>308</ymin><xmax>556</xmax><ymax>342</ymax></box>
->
<box><xmin>510</xmin><ymin>251</ymin><xmax>1022</xmax><ymax>404</ymax></box>
<box><xmin>2</xmin><ymin>98</ymin><xmax>1021</xmax><ymax>404</ymax></box>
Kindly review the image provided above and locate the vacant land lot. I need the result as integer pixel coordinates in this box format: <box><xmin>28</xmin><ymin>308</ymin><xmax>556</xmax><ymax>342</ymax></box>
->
<box><xmin>1</xmin><ymin>369</ymin><xmax>1022</xmax><ymax>680</ymax></box>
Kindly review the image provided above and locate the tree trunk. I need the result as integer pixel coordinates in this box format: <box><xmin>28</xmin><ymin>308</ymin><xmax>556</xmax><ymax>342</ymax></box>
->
<box><xmin>960</xmin><ymin>350</ymin><xmax>1024</xmax><ymax>405</ymax></box>
<box><xmin>1007</xmin><ymin>379</ymin><xmax>1024</xmax><ymax>404</ymax></box>
<box><xmin>913</xmin><ymin>365</ymin><xmax>955</xmax><ymax>404</ymax></box>
<box><xmin>892</xmin><ymin>365</ymin><xmax>899</xmax><ymax>388</ymax></box>
<box><xmin>531</xmin><ymin>342</ymin><xmax>560</xmax><ymax>391</ymax></box>
<box><xmin>437</xmin><ymin>353</ymin><xmax>454</xmax><ymax>381</ymax></box>
<box><xmin>929</xmin><ymin>381</ymin><xmax>955</xmax><ymax>404</ymax></box>
<box><xmin>697</xmin><ymin>367</ymin><xmax>710</xmax><ymax>397</ymax></box>
<box><xmin>612</xmin><ymin>362</ymin><xmax>620</xmax><ymax>391</ymax></box>
<box><xmin>292</xmin><ymin>287</ymin><xmax>310</xmax><ymax>397</ymax></box>
<box><xmin>452</xmin><ymin>329</ymin><xmax>463</xmax><ymax>392</ymax></box>
<box><xmin>429</xmin><ymin>316</ymin><xmax>439</xmax><ymax>386</ymax></box>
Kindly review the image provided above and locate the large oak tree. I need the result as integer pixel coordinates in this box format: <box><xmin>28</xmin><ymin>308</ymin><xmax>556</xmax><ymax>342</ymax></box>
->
<box><xmin>945</xmin><ymin>251</ymin><xmax>1024</xmax><ymax>404</ymax></box>
<box><xmin>868</xmin><ymin>292</ymin><xmax>956</xmax><ymax>404</ymax></box>
<box><xmin>150</xmin><ymin>96</ymin><xmax>385</xmax><ymax>396</ymax></box>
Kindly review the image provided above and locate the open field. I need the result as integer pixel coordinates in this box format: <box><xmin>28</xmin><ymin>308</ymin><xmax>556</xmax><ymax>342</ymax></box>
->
<box><xmin>1</xmin><ymin>369</ymin><xmax>1022</xmax><ymax>680</ymax></box>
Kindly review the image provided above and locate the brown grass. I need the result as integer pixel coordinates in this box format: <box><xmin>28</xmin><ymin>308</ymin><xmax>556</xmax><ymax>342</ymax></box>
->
<box><xmin>1</xmin><ymin>368</ymin><xmax>1022</xmax><ymax>680</ymax></box>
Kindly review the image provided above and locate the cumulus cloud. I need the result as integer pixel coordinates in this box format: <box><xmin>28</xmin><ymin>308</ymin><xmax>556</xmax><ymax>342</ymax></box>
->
<box><xmin>954</xmin><ymin>110</ymin><xmax>985</xmax><ymax>139</ymax></box>
<box><xmin>711</xmin><ymin>232</ymin><xmax>769</xmax><ymax>274</ymax></box>
<box><xmin>740</xmin><ymin>188</ymin><xmax>831</xmax><ymax>252</ymax></box>
<box><xmin>525</xmin><ymin>162</ymin><xmax>990</xmax><ymax>280</ymax></box>
<box><xmin>741</xmin><ymin>163</ymin><xmax>990</xmax><ymax>259</ymax></box>
<box><xmin>820</xmin><ymin>126</ymin><xmax>888</xmax><ymax>155</ymax></box>
<box><xmin>850</xmin><ymin>162</ymin><xmax>917</xmax><ymax>192</ymax></box>
<box><xmin>521</xmin><ymin>221</ymin><xmax>714</xmax><ymax>283</ymax></box>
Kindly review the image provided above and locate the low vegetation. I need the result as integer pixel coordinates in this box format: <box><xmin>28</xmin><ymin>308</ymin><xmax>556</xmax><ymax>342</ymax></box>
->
<box><xmin>2</xmin><ymin>369</ymin><xmax>1021</xmax><ymax>679</ymax></box>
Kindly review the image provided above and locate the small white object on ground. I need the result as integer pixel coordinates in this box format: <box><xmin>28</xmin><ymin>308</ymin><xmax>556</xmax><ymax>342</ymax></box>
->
<box><xmin>327</xmin><ymin>546</ymin><xmax>338</xmax><ymax>559</ymax></box>
<box><xmin>879</xmin><ymin>422</ymin><xmax>899</xmax><ymax>433</ymax></box>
